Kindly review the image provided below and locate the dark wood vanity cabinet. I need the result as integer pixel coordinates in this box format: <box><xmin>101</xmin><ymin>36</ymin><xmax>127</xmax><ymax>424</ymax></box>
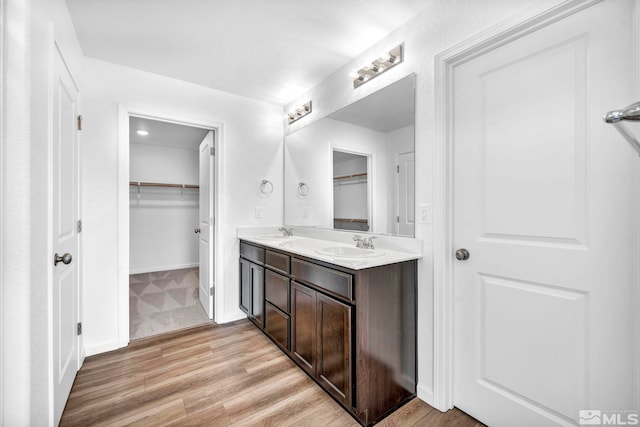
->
<box><xmin>239</xmin><ymin>240</ymin><xmax>416</xmax><ymax>426</ymax></box>
<box><xmin>239</xmin><ymin>244</ymin><xmax>265</xmax><ymax>328</ymax></box>
<box><xmin>290</xmin><ymin>281</ymin><xmax>353</xmax><ymax>407</ymax></box>
<box><xmin>265</xmin><ymin>268</ymin><xmax>291</xmax><ymax>350</ymax></box>
<box><xmin>316</xmin><ymin>291</ymin><xmax>353</xmax><ymax>407</ymax></box>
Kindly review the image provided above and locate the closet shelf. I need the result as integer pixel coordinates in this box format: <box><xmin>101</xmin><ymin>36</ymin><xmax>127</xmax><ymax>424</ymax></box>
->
<box><xmin>129</xmin><ymin>181</ymin><xmax>199</xmax><ymax>189</ymax></box>
<box><xmin>334</xmin><ymin>218</ymin><xmax>368</xmax><ymax>224</ymax></box>
<box><xmin>333</xmin><ymin>172</ymin><xmax>367</xmax><ymax>181</ymax></box>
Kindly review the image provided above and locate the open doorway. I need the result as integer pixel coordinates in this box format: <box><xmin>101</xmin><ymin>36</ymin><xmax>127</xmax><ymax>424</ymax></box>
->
<box><xmin>128</xmin><ymin>116</ymin><xmax>215</xmax><ymax>340</ymax></box>
<box><xmin>332</xmin><ymin>150</ymin><xmax>371</xmax><ymax>232</ymax></box>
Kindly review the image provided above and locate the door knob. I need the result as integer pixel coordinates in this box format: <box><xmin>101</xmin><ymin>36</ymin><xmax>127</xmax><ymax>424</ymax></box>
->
<box><xmin>194</xmin><ymin>228</ymin><xmax>201</xmax><ymax>234</ymax></box>
<box><xmin>455</xmin><ymin>248</ymin><xmax>470</xmax><ymax>261</ymax></box>
<box><xmin>54</xmin><ymin>253</ymin><xmax>72</xmax><ymax>266</ymax></box>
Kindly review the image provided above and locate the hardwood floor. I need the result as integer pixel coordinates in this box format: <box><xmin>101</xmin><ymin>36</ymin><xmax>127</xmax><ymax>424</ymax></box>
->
<box><xmin>61</xmin><ymin>320</ymin><xmax>483</xmax><ymax>426</ymax></box>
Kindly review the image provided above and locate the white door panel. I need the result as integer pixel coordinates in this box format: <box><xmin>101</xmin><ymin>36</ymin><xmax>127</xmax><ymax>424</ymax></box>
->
<box><xmin>453</xmin><ymin>1</ymin><xmax>636</xmax><ymax>426</ymax></box>
<box><xmin>397</xmin><ymin>151</ymin><xmax>415</xmax><ymax>236</ymax></box>
<box><xmin>198</xmin><ymin>131</ymin><xmax>214</xmax><ymax>319</ymax></box>
<box><xmin>52</xmin><ymin>48</ymin><xmax>80</xmax><ymax>425</ymax></box>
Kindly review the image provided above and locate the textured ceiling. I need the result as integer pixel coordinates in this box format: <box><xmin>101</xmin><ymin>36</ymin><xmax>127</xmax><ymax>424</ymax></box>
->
<box><xmin>65</xmin><ymin>0</ymin><xmax>433</xmax><ymax>105</ymax></box>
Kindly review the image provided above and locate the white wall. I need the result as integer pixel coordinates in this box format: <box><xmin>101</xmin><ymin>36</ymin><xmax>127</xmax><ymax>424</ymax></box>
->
<box><xmin>284</xmin><ymin>0</ymin><xmax>562</xmax><ymax>406</ymax></box>
<box><xmin>2</xmin><ymin>0</ymin><xmax>84</xmax><ymax>424</ymax></box>
<box><xmin>81</xmin><ymin>58</ymin><xmax>283</xmax><ymax>355</ymax></box>
<box><xmin>130</xmin><ymin>143</ymin><xmax>199</xmax><ymax>184</ymax></box>
<box><xmin>129</xmin><ymin>143</ymin><xmax>199</xmax><ymax>273</ymax></box>
<box><xmin>285</xmin><ymin>118</ymin><xmax>389</xmax><ymax>232</ymax></box>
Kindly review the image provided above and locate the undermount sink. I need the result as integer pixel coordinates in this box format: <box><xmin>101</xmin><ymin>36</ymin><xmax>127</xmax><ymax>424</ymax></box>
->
<box><xmin>315</xmin><ymin>246</ymin><xmax>385</xmax><ymax>258</ymax></box>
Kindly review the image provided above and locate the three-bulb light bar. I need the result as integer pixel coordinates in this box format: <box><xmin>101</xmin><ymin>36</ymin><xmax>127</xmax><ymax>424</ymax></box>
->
<box><xmin>350</xmin><ymin>44</ymin><xmax>404</xmax><ymax>88</ymax></box>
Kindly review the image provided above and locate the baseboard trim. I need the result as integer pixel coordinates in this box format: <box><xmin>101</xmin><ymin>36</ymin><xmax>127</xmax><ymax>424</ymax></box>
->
<box><xmin>129</xmin><ymin>263</ymin><xmax>198</xmax><ymax>275</ymax></box>
<box><xmin>417</xmin><ymin>383</ymin><xmax>443</xmax><ymax>411</ymax></box>
<box><xmin>84</xmin><ymin>340</ymin><xmax>127</xmax><ymax>357</ymax></box>
<box><xmin>217</xmin><ymin>311</ymin><xmax>247</xmax><ymax>324</ymax></box>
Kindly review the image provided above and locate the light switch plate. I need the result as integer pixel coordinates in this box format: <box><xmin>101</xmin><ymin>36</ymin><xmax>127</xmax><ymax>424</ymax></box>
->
<box><xmin>255</xmin><ymin>206</ymin><xmax>263</xmax><ymax>219</ymax></box>
<box><xmin>418</xmin><ymin>203</ymin><xmax>432</xmax><ymax>224</ymax></box>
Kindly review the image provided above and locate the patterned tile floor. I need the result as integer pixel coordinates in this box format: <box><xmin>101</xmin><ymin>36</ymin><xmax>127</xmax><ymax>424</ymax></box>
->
<box><xmin>129</xmin><ymin>268</ymin><xmax>210</xmax><ymax>340</ymax></box>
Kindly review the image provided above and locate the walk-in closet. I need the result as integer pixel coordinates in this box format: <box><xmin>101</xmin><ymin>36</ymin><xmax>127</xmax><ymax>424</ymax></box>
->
<box><xmin>128</xmin><ymin>116</ymin><xmax>213</xmax><ymax>339</ymax></box>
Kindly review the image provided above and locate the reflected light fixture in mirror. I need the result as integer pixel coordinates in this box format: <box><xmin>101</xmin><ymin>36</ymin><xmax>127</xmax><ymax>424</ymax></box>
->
<box><xmin>351</xmin><ymin>44</ymin><xmax>404</xmax><ymax>88</ymax></box>
<box><xmin>284</xmin><ymin>73</ymin><xmax>416</xmax><ymax>237</ymax></box>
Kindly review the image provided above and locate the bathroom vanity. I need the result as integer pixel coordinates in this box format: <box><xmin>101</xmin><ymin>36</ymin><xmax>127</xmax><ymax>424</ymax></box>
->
<box><xmin>238</xmin><ymin>233</ymin><xmax>418</xmax><ymax>426</ymax></box>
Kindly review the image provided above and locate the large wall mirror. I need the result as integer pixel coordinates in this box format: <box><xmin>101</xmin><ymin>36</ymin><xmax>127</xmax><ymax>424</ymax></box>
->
<box><xmin>284</xmin><ymin>73</ymin><xmax>415</xmax><ymax>237</ymax></box>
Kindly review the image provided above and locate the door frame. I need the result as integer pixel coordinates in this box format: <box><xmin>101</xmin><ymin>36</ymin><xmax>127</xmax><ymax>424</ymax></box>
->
<box><xmin>330</xmin><ymin>146</ymin><xmax>373</xmax><ymax>232</ymax></box>
<box><xmin>432</xmin><ymin>0</ymin><xmax>640</xmax><ymax>411</ymax></box>
<box><xmin>117</xmin><ymin>106</ymin><xmax>224</xmax><ymax>347</ymax></box>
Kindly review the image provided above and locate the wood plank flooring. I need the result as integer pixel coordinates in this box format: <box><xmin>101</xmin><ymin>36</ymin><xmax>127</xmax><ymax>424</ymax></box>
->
<box><xmin>61</xmin><ymin>320</ymin><xmax>483</xmax><ymax>426</ymax></box>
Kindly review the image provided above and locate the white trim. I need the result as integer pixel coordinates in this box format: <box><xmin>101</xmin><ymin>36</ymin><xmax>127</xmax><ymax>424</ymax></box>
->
<box><xmin>417</xmin><ymin>383</ymin><xmax>435</xmax><ymax>408</ymax></box>
<box><xmin>330</xmin><ymin>146</ymin><xmax>374</xmax><ymax>232</ymax></box>
<box><xmin>633</xmin><ymin>0</ymin><xmax>640</xmax><ymax>411</ymax></box>
<box><xmin>0</xmin><ymin>0</ymin><xmax>5</xmax><ymax>421</ymax></box>
<box><xmin>117</xmin><ymin>105</ymin><xmax>129</xmax><ymax>349</ymax></box>
<box><xmin>432</xmin><ymin>0</ymin><xmax>604</xmax><ymax>412</ymax></box>
<box><xmin>129</xmin><ymin>263</ymin><xmax>199</xmax><ymax>275</ymax></box>
<box><xmin>118</xmin><ymin>106</ymin><xmax>225</xmax><ymax>350</ymax></box>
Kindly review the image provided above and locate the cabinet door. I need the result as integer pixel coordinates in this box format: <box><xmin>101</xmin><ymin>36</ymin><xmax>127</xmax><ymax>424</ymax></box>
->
<box><xmin>291</xmin><ymin>282</ymin><xmax>316</xmax><ymax>376</ymax></box>
<box><xmin>265</xmin><ymin>302</ymin><xmax>290</xmax><ymax>351</ymax></box>
<box><xmin>316</xmin><ymin>292</ymin><xmax>352</xmax><ymax>408</ymax></box>
<box><xmin>250</xmin><ymin>263</ymin><xmax>264</xmax><ymax>328</ymax></box>
<box><xmin>239</xmin><ymin>259</ymin><xmax>251</xmax><ymax>314</ymax></box>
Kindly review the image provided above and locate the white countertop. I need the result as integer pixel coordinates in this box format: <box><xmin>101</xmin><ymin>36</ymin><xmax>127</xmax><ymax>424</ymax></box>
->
<box><xmin>237</xmin><ymin>227</ymin><xmax>422</xmax><ymax>270</ymax></box>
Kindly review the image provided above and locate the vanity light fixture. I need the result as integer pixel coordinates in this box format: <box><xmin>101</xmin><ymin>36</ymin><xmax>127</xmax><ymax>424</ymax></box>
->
<box><xmin>287</xmin><ymin>101</ymin><xmax>312</xmax><ymax>124</ymax></box>
<box><xmin>351</xmin><ymin>43</ymin><xmax>404</xmax><ymax>88</ymax></box>
<box><xmin>136</xmin><ymin>129</ymin><xmax>149</xmax><ymax>136</ymax></box>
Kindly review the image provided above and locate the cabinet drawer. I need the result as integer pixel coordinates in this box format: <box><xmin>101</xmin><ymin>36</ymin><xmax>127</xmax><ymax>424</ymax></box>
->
<box><xmin>266</xmin><ymin>250</ymin><xmax>290</xmax><ymax>274</ymax></box>
<box><xmin>265</xmin><ymin>302</ymin><xmax>290</xmax><ymax>351</ymax></box>
<box><xmin>240</xmin><ymin>241</ymin><xmax>265</xmax><ymax>264</ymax></box>
<box><xmin>265</xmin><ymin>269</ymin><xmax>290</xmax><ymax>313</ymax></box>
<box><xmin>291</xmin><ymin>258</ymin><xmax>353</xmax><ymax>301</ymax></box>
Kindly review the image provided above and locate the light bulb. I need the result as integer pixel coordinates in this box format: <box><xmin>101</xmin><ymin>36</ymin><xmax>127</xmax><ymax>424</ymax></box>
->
<box><xmin>136</xmin><ymin>129</ymin><xmax>149</xmax><ymax>136</ymax></box>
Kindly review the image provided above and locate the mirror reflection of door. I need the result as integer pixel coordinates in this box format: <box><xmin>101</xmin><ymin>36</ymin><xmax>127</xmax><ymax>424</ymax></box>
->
<box><xmin>396</xmin><ymin>151</ymin><xmax>415</xmax><ymax>236</ymax></box>
<box><xmin>333</xmin><ymin>150</ymin><xmax>370</xmax><ymax>232</ymax></box>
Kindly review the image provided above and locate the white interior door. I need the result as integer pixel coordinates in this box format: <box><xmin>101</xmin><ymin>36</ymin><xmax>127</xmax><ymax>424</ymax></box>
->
<box><xmin>198</xmin><ymin>131</ymin><xmax>214</xmax><ymax>319</ymax></box>
<box><xmin>52</xmin><ymin>47</ymin><xmax>80</xmax><ymax>425</ymax></box>
<box><xmin>453</xmin><ymin>1</ymin><xmax>637</xmax><ymax>426</ymax></box>
<box><xmin>397</xmin><ymin>151</ymin><xmax>414</xmax><ymax>236</ymax></box>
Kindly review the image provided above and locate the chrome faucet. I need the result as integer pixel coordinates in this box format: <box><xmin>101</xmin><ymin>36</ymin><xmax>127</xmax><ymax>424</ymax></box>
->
<box><xmin>353</xmin><ymin>234</ymin><xmax>376</xmax><ymax>249</ymax></box>
<box><xmin>279</xmin><ymin>227</ymin><xmax>294</xmax><ymax>237</ymax></box>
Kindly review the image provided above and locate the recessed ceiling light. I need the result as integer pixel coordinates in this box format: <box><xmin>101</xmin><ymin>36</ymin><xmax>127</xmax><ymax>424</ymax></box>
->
<box><xmin>136</xmin><ymin>129</ymin><xmax>149</xmax><ymax>136</ymax></box>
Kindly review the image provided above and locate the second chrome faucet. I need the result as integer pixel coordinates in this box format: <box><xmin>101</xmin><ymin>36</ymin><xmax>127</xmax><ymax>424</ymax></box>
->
<box><xmin>353</xmin><ymin>234</ymin><xmax>376</xmax><ymax>249</ymax></box>
<box><xmin>279</xmin><ymin>227</ymin><xmax>294</xmax><ymax>237</ymax></box>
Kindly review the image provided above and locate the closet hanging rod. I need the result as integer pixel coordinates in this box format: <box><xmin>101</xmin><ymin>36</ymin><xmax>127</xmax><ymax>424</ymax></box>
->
<box><xmin>334</xmin><ymin>218</ymin><xmax>369</xmax><ymax>224</ymax></box>
<box><xmin>333</xmin><ymin>172</ymin><xmax>368</xmax><ymax>180</ymax></box>
<box><xmin>129</xmin><ymin>181</ymin><xmax>199</xmax><ymax>189</ymax></box>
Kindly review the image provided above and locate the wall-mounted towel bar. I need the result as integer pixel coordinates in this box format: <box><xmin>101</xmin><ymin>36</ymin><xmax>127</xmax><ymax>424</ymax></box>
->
<box><xmin>604</xmin><ymin>101</ymin><xmax>640</xmax><ymax>156</ymax></box>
